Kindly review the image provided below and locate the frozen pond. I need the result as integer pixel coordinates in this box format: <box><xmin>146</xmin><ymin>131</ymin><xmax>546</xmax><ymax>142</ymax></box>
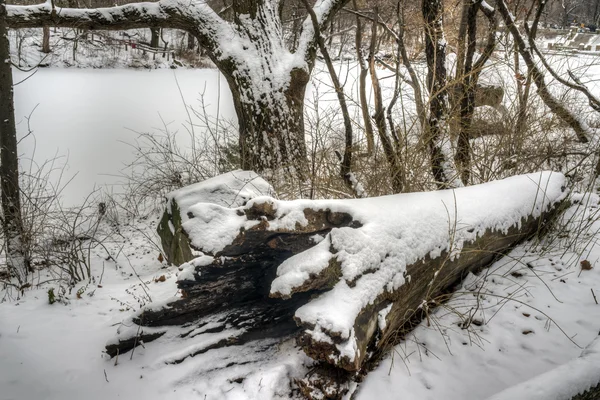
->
<box><xmin>13</xmin><ymin>68</ymin><xmax>236</xmax><ymax>205</ymax></box>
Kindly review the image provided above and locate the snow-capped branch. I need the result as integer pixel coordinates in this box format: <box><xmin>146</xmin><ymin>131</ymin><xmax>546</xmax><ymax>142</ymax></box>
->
<box><xmin>6</xmin><ymin>0</ymin><xmax>224</xmax><ymax>52</ymax></box>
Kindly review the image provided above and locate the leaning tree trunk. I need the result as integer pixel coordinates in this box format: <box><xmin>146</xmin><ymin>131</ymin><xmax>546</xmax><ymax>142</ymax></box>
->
<box><xmin>0</xmin><ymin>0</ymin><xmax>29</xmax><ymax>283</ymax></box>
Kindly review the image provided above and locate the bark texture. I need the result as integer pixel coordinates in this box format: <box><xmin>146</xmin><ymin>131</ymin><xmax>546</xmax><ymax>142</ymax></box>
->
<box><xmin>423</xmin><ymin>0</ymin><xmax>463</xmax><ymax>189</ymax></box>
<box><xmin>0</xmin><ymin>0</ymin><xmax>29</xmax><ymax>283</ymax></box>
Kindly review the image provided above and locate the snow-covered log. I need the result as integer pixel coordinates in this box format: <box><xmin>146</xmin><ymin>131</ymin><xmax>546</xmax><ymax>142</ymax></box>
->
<box><xmin>267</xmin><ymin>171</ymin><xmax>567</xmax><ymax>372</ymax></box>
<box><xmin>116</xmin><ymin>171</ymin><xmax>567</xmax><ymax>392</ymax></box>
<box><xmin>156</xmin><ymin>170</ymin><xmax>275</xmax><ymax>266</ymax></box>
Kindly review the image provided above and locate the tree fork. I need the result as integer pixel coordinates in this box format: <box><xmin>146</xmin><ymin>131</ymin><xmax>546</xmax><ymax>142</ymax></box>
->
<box><xmin>6</xmin><ymin>0</ymin><xmax>353</xmax><ymax>176</ymax></box>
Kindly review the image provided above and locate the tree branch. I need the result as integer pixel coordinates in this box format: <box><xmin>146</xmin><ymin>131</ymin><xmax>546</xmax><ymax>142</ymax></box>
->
<box><xmin>6</xmin><ymin>0</ymin><xmax>224</xmax><ymax>53</ymax></box>
<box><xmin>523</xmin><ymin>1</ymin><xmax>600</xmax><ymax>113</ymax></box>
<box><xmin>496</xmin><ymin>0</ymin><xmax>594</xmax><ymax>143</ymax></box>
<box><xmin>295</xmin><ymin>0</ymin><xmax>351</xmax><ymax>66</ymax></box>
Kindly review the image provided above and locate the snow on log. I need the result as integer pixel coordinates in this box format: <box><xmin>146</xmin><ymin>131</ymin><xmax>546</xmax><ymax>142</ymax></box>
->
<box><xmin>119</xmin><ymin>171</ymin><xmax>566</xmax><ymax>386</ymax></box>
<box><xmin>156</xmin><ymin>170</ymin><xmax>274</xmax><ymax>266</ymax></box>
<box><xmin>265</xmin><ymin>171</ymin><xmax>567</xmax><ymax>371</ymax></box>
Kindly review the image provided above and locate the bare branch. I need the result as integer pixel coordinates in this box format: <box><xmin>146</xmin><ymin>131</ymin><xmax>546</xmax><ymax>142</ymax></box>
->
<box><xmin>496</xmin><ymin>0</ymin><xmax>594</xmax><ymax>144</ymax></box>
<box><xmin>296</xmin><ymin>0</ymin><xmax>351</xmax><ymax>65</ymax></box>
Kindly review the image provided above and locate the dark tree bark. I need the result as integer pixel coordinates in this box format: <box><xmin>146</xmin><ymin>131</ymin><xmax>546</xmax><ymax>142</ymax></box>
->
<box><xmin>186</xmin><ymin>31</ymin><xmax>195</xmax><ymax>50</ymax></box>
<box><xmin>422</xmin><ymin>0</ymin><xmax>463</xmax><ymax>188</ymax></box>
<box><xmin>42</xmin><ymin>25</ymin><xmax>50</xmax><ymax>53</ymax></box>
<box><xmin>0</xmin><ymin>0</ymin><xmax>29</xmax><ymax>283</ymax></box>
<box><xmin>149</xmin><ymin>27</ymin><xmax>160</xmax><ymax>48</ymax></box>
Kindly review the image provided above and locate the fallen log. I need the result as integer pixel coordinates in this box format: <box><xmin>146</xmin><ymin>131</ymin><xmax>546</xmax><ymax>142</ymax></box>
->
<box><xmin>262</xmin><ymin>172</ymin><xmax>565</xmax><ymax>373</ymax></box>
<box><xmin>107</xmin><ymin>171</ymin><xmax>567</xmax><ymax>398</ymax></box>
<box><xmin>156</xmin><ymin>169</ymin><xmax>275</xmax><ymax>266</ymax></box>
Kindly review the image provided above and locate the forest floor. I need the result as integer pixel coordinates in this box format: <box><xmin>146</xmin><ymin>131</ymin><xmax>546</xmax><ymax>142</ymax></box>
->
<box><xmin>1</xmin><ymin>185</ymin><xmax>600</xmax><ymax>400</ymax></box>
<box><xmin>2</xmin><ymin>28</ymin><xmax>600</xmax><ymax>400</ymax></box>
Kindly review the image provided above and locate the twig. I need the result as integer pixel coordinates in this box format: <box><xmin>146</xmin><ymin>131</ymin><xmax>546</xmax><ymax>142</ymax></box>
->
<box><xmin>592</xmin><ymin>288</ymin><xmax>598</xmax><ymax>305</ymax></box>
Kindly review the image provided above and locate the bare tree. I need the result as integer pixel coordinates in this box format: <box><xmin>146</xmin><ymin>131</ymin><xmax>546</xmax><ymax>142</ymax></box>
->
<box><xmin>452</xmin><ymin>0</ymin><xmax>498</xmax><ymax>184</ymax></box>
<box><xmin>6</xmin><ymin>0</ymin><xmax>352</xmax><ymax>177</ymax></box>
<box><xmin>495</xmin><ymin>0</ymin><xmax>595</xmax><ymax>145</ymax></box>
<box><xmin>352</xmin><ymin>0</ymin><xmax>375</xmax><ymax>156</ymax></box>
<box><xmin>301</xmin><ymin>0</ymin><xmax>355</xmax><ymax>193</ymax></box>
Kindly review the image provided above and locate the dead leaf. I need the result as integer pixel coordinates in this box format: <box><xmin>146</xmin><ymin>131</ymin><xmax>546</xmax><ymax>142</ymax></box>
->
<box><xmin>581</xmin><ymin>260</ymin><xmax>593</xmax><ymax>270</ymax></box>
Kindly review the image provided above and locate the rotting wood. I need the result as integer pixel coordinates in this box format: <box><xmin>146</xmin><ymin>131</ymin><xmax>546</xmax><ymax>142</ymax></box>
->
<box><xmin>291</xmin><ymin>202</ymin><xmax>564</xmax><ymax>373</ymax></box>
<box><xmin>106</xmin><ymin>173</ymin><xmax>567</xmax><ymax>400</ymax></box>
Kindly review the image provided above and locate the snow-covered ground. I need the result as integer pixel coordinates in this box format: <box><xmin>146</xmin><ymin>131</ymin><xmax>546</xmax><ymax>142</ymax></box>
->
<box><xmin>3</xmin><ymin>27</ymin><xmax>600</xmax><ymax>400</ymax></box>
<box><xmin>1</xmin><ymin>180</ymin><xmax>599</xmax><ymax>400</ymax></box>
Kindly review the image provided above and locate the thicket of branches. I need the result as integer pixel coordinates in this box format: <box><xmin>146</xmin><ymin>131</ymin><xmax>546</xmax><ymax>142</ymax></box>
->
<box><xmin>1</xmin><ymin>0</ymin><xmax>600</xmax><ymax>286</ymax></box>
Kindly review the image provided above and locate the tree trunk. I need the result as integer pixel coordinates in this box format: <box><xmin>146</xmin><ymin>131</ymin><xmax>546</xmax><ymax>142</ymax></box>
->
<box><xmin>223</xmin><ymin>67</ymin><xmax>310</xmax><ymax>178</ymax></box>
<box><xmin>423</xmin><ymin>0</ymin><xmax>463</xmax><ymax>189</ymax></box>
<box><xmin>301</xmin><ymin>0</ymin><xmax>354</xmax><ymax>191</ymax></box>
<box><xmin>150</xmin><ymin>27</ymin><xmax>160</xmax><ymax>48</ymax></box>
<box><xmin>212</xmin><ymin>1</ymin><xmax>316</xmax><ymax>179</ymax></box>
<box><xmin>186</xmin><ymin>32</ymin><xmax>195</xmax><ymax>50</ymax></box>
<box><xmin>453</xmin><ymin>0</ymin><xmax>491</xmax><ymax>185</ymax></box>
<box><xmin>42</xmin><ymin>25</ymin><xmax>50</xmax><ymax>53</ymax></box>
<box><xmin>119</xmin><ymin>171</ymin><xmax>567</xmax><ymax>399</ymax></box>
<box><xmin>0</xmin><ymin>0</ymin><xmax>29</xmax><ymax>283</ymax></box>
<box><xmin>368</xmin><ymin>9</ymin><xmax>404</xmax><ymax>193</ymax></box>
<box><xmin>352</xmin><ymin>0</ymin><xmax>374</xmax><ymax>156</ymax></box>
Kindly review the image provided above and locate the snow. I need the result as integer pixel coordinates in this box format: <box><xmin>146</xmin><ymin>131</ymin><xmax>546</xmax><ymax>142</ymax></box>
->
<box><xmin>487</xmin><ymin>336</ymin><xmax>600</xmax><ymax>400</ymax></box>
<box><xmin>176</xmin><ymin>255</ymin><xmax>213</xmax><ymax>282</ymax></box>
<box><xmin>377</xmin><ymin>303</ymin><xmax>393</xmax><ymax>332</ymax></box>
<box><xmin>0</xmin><ymin>219</ymin><xmax>313</xmax><ymax>400</ymax></box>
<box><xmin>269</xmin><ymin>172</ymin><xmax>566</xmax><ymax>348</ymax></box>
<box><xmin>3</xmin><ymin>186</ymin><xmax>599</xmax><ymax>399</ymax></box>
<box><xmin>356</xmin><ymin>190</ymin><xmax>600</xmax><ymax>399</ymax></box>
<box><xmin>164</xmin><ymin>170</ymin><xmax>274</xmax><ymax>254</ymax></box>
<box><xmin>167</xmin><ymin>169</ymin><xmax>274</xmax><ymax>216</ymax></box>
<box><xmin>3</xmin><ymin>15</ymin><xmax>600</xmax><ymax>400</ymax></box>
